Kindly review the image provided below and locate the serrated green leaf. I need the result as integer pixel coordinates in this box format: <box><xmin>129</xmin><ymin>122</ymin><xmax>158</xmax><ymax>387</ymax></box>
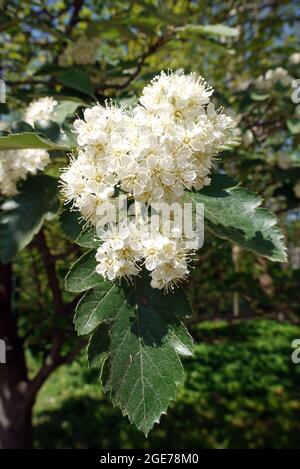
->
<box><xmin>0</xmin><ymin>175</ymin><xmax>59</xmax><ymax>263</ymax></box>
<box><xmin>188</xmin><ymin>174</ymin><xmax>287</xmax><ymax>262</ymax></box>
<box><xmin>87</xmin><ymin>323</ymin><xmax>110</xmax><ymax>369</ymax></box>
<box><xmin>74</xmin><ymin>282</ymin><xmax>127</xmax><ymax>335</ymax></box>
<box><xmin>76</xmin><ymin>229</ymin><xmax>100</xmax><ymax>248</ymax></box>
<box><xmin>82</xmin><ymin>277</ymin><xmax>193</xmax><ymax>435</ymax></box>
<box><xmin>65</xmin><ymin>250</ymin><xmax>100</xmax><ymax>293</ymax></box>
<box><xmin>0</xmin><ymin>132</ymin><xmax>71</xmax><ymax>150</ymax></box>
<box><xmin>60</xmin><ymin>209</ymin><xmax>100</xmax><ymax>248</ymax></box>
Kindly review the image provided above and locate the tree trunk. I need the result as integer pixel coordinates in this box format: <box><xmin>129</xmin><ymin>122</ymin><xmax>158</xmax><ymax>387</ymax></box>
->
<box><xmin>0</xmin><ymin>263</ymin><xmax>33</xmax><ymax>449</ymax></box>
<box><xmin>0</xmin><ymin>406</ymin><xmax>33</xmax><ymax>449</ymax></box>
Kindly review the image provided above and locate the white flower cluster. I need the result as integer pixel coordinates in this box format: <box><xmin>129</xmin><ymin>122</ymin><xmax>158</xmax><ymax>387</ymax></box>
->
<box><xmin>95</xmin><ymin>219</ymin><xmax>192</xmax><ymax>291</ymax></box>
<box><xmin>58</xmin><ymin>37</ymin><xmax>100</xmax><ymax>67</ymax></box>
<box><xmin>0</xmin><ymin>148</ymin><xmax>50</xmax><ymax>196</ymax></box>
<box><xmin>0</xmin><ymin>97</ymin><xmax>56</xmax><ymax>196</ymax></box>
<box><xmin>61</xmin><ymin>71</ymin><xmax>235</xmax><ymax>290</ymax></box>
<box><xmin>24</xmin><ymin>96</ymin><xmax>58</xmax><ymax>126</ymax></box>
<box><xmin>256</xmin><ymin>67</ymin><xmax>292</xmax><ymax>89</ymax></box>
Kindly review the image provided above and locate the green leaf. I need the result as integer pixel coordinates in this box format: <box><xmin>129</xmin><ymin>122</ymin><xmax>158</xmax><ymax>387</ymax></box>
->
<box><xmin>178</xmin><ymin>24</ymin><xmax>239</xmax><ymax>38</ymax></box>
<box><xmin>0</xmin><ymin>132</ymin><xmax>71</xmax><ymax>150</ymax></box>
<box><xmin>287</xmin><ymin>118</ymin><xmax>300</xmax><ymax>134</ymax></box>
<box><xmin>54</xmin><ymin>99</ymin><xmax>85</xmax><ymax>124</ymax></box>
<box><xmin>73</xmin><ymin>282</ymin><xmax>127</xmax><ymax>335</ymax></box>
<box><xmin>60</xmin><ymin>209</ymin><xmax>82</xmax><ymax>239</ymax></box>
<box><xmin>251</xmin><ymin>91</ymin><xmax>270</xmax><ymax>101</ymax></box>
<box><xmin>65</xmin><ymin>250</ymin><xmax>100</xmax><ymax>293</ymax></box>
<box><xmin>87</xmin><ymin>323</ymin><xmax>110</xmax><ymax>370</ymax></box>
<box><xmin>34</xmin><ymin>120</ymin><xmax>61</xmax><ymax>141</ymax></box>
<box><xmin>76</xmin><ymin>229</ymin><xmax>100</xmax><ymax>248</ymax></box>
<box><xmin>11</xmin><ymin>121</ymin><xmax>33</xmax><ymax>133</ymax></box>
<box><xmin>0</xmin><ymin>175</ymin><xmax>59</xmax><ymax>263</ymax></box>
<box><xmin>80</xmin><ymin>276</ymin><xmax>193</xmax><ymax>435</ymax></box>
<box><xmin>58</xmin><ymin>68</ymin><xmax>95</xmax><ymax>98</ymax></box>
<box><xmin>60</xmin><ymin>209</ymin><xmax>100</xmax><ymax>248</ymax></box>
<box><xmin>188</xmin><ymin>174</ymin><xmax>287</xmax><ymax>262</ymax></box>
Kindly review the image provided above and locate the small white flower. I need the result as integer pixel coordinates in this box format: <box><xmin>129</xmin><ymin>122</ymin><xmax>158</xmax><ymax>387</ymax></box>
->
<box><xmin>290</xmin><ymin>53</ymin><xmax>300</xmax><ymax>65</ymax></box>
<box><xmin>150</xmin><ymin>260</ymin><xmax>189</xmax><ymax>291</ymax></box>
<box><xmin>119</xmin><ymin>161</ymin><xmax>151</xmax><ymax>198</ymax></box>
<box><xmin>142</xmin><ymin>233</ymin><xmax>167</xmax><ymax>271</ymax></box>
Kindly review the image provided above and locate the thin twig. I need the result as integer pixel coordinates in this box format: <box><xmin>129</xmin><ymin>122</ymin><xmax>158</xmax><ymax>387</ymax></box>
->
<box><xmin>97</xmin><ymin>32</ymin><xmax>175</xmax><ymax>91</ymax></box>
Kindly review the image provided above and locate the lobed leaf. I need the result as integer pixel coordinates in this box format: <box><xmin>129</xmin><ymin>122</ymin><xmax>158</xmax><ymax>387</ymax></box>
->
<box><xmin>188</xmin><ymin>173</ymin><xmax>287</xmax><ymax>262</ymax></box>
<box><xmin>70</xmin><ymin>264</ymin><xmax>194</xmax><ymax>435</ymax></box>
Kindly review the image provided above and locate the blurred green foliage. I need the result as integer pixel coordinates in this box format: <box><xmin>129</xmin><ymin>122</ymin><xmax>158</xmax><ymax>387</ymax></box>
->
<box><xmin>33</xmin><ymin>320</ymin><xmax>300</xmax><ymax>449</ymax></box>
